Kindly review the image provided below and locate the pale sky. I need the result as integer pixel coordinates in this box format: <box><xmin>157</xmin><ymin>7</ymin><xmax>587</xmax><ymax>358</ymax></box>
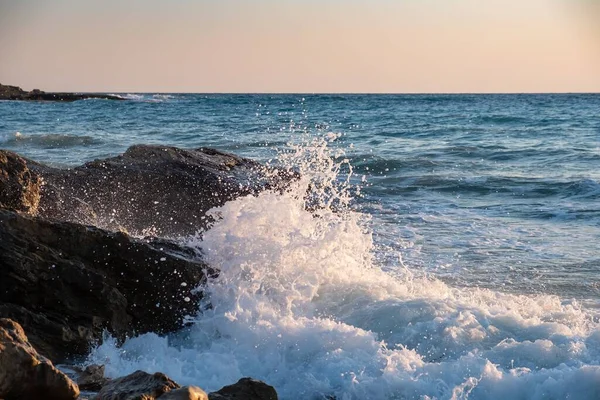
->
<box><xmin>0</xmin><ymin>0</ymin><xmax>599</xmax><ymax>93</ymax></box>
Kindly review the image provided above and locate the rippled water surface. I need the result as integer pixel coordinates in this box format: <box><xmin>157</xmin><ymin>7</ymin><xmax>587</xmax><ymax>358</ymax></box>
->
<box><xmin>2</xmin><ymin>94</ymin><xmax>598</xmax><ymax>300</ymax></box>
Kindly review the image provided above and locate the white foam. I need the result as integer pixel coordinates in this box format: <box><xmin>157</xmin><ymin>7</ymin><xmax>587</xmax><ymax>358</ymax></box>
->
<box><xmin>88</xmin><ymin>136</ymin><xmax>600</xmax><ymax>399</ymax></box>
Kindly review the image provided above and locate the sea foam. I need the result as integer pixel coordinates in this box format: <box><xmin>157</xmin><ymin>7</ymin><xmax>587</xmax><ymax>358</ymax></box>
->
<box><xmin>87</xmin><ymin>136</ymin><xmax>600</xmax><ymax>399</ymax></box>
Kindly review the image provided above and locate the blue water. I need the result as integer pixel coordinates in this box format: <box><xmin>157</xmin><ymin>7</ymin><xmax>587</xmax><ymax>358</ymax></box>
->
<box><xmin>2</xmin><ymin>94</ymin><xmax>600</xmax><ymax>399</ymax></box>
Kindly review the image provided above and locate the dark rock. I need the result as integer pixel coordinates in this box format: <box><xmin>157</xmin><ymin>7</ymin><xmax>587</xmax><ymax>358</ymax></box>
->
<box><xmin>0</xmin><ymin>145</ymin><xmax>294</xmax><ymax>362</ymax></box>
<box><xmin>0</xmin><ymin>83</ymin><xmax>124</xmax><ymax>102</ymax></box>
<box><xmin>94</xmin><ymin>370</ymin><xmax>180</xmax><ymax>400</ymax></box>
<box><xmin>159</xmin><ymin>386</ymin><xmax>209</xmax><ymax>400</ymax></box>
<box><xmin>0</xmin><ymin>150</ymin><xmax>41</xmax><ymax>214</ymax></box>
<box><xmin>0</xmin><ymin>318</ymin><xmax>79</xmax><ymax>399</ymax></box>
<box><xmin>32</xmin><ymin>144</ymin><xmax>295</xmax><ymax>237</ymax></box>
<box><xmin>0</xmin><ymin>209</ymin><xmax>214</xmax><ymax>361</ymax></box>
<box><xmin>208</xmin><ymin>378</ymin><xmax>278</xmax><ymax>400</ymax></box>
<box><xmin>77</xmin><ymin>364</ymin><xmax>110</xmax><ymax>392</ymax></box>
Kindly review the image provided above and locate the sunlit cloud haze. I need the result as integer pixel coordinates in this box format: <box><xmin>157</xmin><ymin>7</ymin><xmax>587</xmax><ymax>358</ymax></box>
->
<box><xmin>1</xmin><ymin>0</ymin><xmax>599</xmax><ymax>93</ymax></box>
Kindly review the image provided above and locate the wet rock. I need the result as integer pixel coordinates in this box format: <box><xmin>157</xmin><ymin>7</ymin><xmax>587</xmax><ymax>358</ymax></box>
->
<box><xmin>94</xmin><ymin>370</ymin><xmax>180</xmax><ymax>400</ymax></box>
<box><xmin>0</xmin><ymin>209</ymin><xmax>213</xmax><ymax>361</ymax></box>
<box><xmin>208</xmin><ymin>378</ymin><xmax>278</xmax><ymax>400</ymax></box>
<box><xmin>0</xmin><ymin>83</ymin><xmax>124</xmax><ymax>102</ymax></box>
<box><xmin>0</xmin><ymin>318</ymin><xmax>79</xmax><ymax>399</ymax></box>
<box><xmin>159</xmin><ymin>386</ymin><xmax>209</xmax><ymax>400</ymax></box>
<box><xmin>77</xmin><ymin>364</ymin><xmax>110</xmax><ymax>392</ymax></box>
<box><xmin>32</xmin><ymin>144</ymin><xmax>295</xmax><ymax>237</ymax></box>
<box><xmin>0</xmin><ymin>150</ymin><xmax>41</xmax><ymax>214</ymax></box>
<box><xmin>0</xmin><ymin>145</ymin><xmax>294</xmax><ymax>362</ymax></box>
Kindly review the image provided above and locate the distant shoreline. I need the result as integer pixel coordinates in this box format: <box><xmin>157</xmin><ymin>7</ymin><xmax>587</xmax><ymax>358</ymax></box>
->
<box><xmin>0</xmin><ymin>83</ymin><xmax>124</xmax><ymax>102</ymax></box>
<box><xmin>2</xmin><ymin>84</ymin><xmax>599</xmax><ymax>97</ymax></box>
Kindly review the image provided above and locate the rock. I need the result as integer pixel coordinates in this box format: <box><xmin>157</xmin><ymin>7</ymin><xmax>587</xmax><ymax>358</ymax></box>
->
<box><xmin>208</xmin><ymin>378</ymin><xmax>278</xmax><ymax>400</ymax></box>
<box><xmin>0</xmin><ymin>318</ymin><xmax>79</xmax><ymax>399</ymax></box>
<box><xmin>0</xmin><ymin>150</ymin><xmax>41</xmax><ymax>214</ymax></box>
<box><xmin>159</xmin><ymin>386</ymin><xmax>209</xmax><ymax>400</ymax></box>
<box><xmin>32</xmin><ymin>144</ymin><xmax>295</xmax><ymax>237</ymax></box>
<box><xmin>0</xmin><ymin>145</ymin><xmax>294</xmax><ymax>361</ymax></box>
<box><xmin>0</xmin><ymin>209</ymin><xmax>214</xmax><ymax>361</ymax></box>
<box><xmin>94</xmin><ymin>370</ymin><xmax>180</xmax><ymax>400</ymax></box>
<box><xmin>0</xmin><ymin>83</ymin><xmax>124</xmax><ymax>102</ymax></box>
<box><xmin>77</xmin><ymin>364</ymin><xmax>110</xmax><ymax>391</ymax></box>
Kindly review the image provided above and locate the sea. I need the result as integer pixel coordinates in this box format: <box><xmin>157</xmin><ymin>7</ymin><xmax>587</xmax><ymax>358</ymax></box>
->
<box><xmin>1</xmin><ymin>93</ymin><xmax>599</xmax><ymax>399</ymax></box>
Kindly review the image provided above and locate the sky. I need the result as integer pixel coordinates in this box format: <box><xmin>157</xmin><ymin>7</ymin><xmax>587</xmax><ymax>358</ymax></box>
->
<box><xmin>0</xmin><ymin>0</ymin><xmax>599</xmax><ymax>93</ymax></box>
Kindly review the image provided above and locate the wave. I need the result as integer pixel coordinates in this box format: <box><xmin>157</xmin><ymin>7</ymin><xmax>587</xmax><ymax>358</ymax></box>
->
<box><xmin>0</xmin><ymin>132</ymin><xmax>103</xmax><ymax>148</ymax></box>
<box><xmin>106</xmin><ymin>93</ymin><xmax>176</xmax><ymax>102</ymax></box>
<box><xmin>85</xmin><ymin>135</ymin><xmax>600</xmax><ymax>399</ymax></box>
<box><xmin>373</xmin><ymin>174</ymin><xmax>600</xmax><ymax>199</ymax></box>
<box><xmin>476</xmin><ymin>115</ymin><xmax>529</xmax><ymax>124</ymax></box>
<box><xmin>107</xmin><ymin>93</ymin><xmax>145</xmax><ymax>100</ymax></box>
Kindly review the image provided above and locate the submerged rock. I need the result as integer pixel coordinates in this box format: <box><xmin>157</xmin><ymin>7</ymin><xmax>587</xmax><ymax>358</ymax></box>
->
<box><xmin>0</xmin><ymin>83</ymin><xmax>124</xmax><ymax>102</ymax></box>
<box><xmin>94</xmin><ymin>370</ymin><xmax>179</xmax><ymax>400</ymax></box>
<box><xmin>33</xmin><ymin>144</ymin><xmax>294</xmax><ymax>237</ymax></box>
<box><xmin>0</xmin><ymin>318</ymin><xmax>79</xmax><ymax>400</ymax></box>
<box><xmin>0</xmin><ymin>209</ymin><xmax>213</xmax><ymax>361</ymax></box>
<box><xmin>208</xmin><ymin>378</ymin><xmax>278</xmax><ymax>400</ymax></box>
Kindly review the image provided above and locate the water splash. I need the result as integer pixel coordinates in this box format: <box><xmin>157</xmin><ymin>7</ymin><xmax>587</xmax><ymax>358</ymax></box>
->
<box><xmin>88</xmin><ymin>135</ymin><xmax>600</xmax><ymax>399</ymax></box>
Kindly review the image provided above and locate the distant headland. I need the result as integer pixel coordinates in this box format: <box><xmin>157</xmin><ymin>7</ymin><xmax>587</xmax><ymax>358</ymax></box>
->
<box><xmin>0</xmin><ymin>83</ymin><xmax>124</xmax><ymax>102</ymax></box>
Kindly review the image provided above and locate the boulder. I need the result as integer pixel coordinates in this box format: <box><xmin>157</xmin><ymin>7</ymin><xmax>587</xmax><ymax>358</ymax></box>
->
<box><xmin>0</xmin><ymin>318</ymin><xmax>79</xmax><ymax>399</ymax></box>
<box><xmin>0</xmin><ymin>209</ymin><xmax>214</xmax><ymax>361</ymax></box>
<box><xmin>0</xmin><ymin>145</ymin><xmax>294</xmax><ymax>362</ymax></box>
<box><xmin>0</xmin><ymin>150</ymin><xmax>41</xmax><ymax>213</ymax></box>
<box><xmin>159</xmin><ymin>386</ymin><xmax>209</xmax><ymax>400</ymax></box>
<box><xmin>208</xmin><ymin>378</ymin><xmax>278</xmax><ymax>400</ymax></box>
<box><xmin>32</xmin><ymin>144</ymin><xmax>294</xmax><ymax>237</ymax></box>
<box><xmin>94</xmin><ymin>370</ymin><xmax>179</xmax><ymax>400</ymax></box>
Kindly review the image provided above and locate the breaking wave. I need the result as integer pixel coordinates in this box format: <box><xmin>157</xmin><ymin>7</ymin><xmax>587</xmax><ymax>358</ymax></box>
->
<box><xmin>87</xmin><ymin>135</ymin><xmax>600</xmax><ymax>399</ymax></box>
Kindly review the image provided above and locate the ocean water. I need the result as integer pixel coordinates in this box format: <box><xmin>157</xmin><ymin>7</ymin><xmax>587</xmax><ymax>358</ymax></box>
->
<box><xmin>1</xmin><ymin>94</ymin><xmax>600</xmax><ymax>399</ymax></box>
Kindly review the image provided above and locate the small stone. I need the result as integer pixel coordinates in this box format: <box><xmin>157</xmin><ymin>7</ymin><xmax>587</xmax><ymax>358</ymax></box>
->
<box><xmin>208</xmin><ymin>378</ymin><xmax>278</xmax><ymax>400</ymax></box>
<box><xmin>76</xmin><ymin>364</ymin><xmax>109</xmax><ymax>391</ymax></box>
<box><xmin>159</xmin><ymin>386</ymin><xmax>209</xmax><ymax>400</ymax></box>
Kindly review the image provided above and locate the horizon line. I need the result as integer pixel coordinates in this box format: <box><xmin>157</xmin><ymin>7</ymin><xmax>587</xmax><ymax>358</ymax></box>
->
<box><xmin>55</xmin><ymin>91</ymin><xmax>600</xmax><ymax>95</ymax></box>
<box><xmin>4</xmin><ymin>84</ymin><xmax>599</xmax><ymax>96</ymax></box>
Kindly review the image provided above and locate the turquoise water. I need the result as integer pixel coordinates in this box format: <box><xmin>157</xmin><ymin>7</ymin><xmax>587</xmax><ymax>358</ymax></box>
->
<box><xmin>2</xmin><ymin>94</ymin><xmax>600</xmax><ymax>399</ymax></box>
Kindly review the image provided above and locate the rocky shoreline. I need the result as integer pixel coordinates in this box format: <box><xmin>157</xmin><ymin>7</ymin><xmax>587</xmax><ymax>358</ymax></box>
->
<box><xmin>0</xmin><ymin>145</ymin><xmax>291</xmax><ymax>399</ymax></box>
<box><xmin>0</xmin><ymin>83</ymin><xmax>124</xmax><ymax>102</ymax></box>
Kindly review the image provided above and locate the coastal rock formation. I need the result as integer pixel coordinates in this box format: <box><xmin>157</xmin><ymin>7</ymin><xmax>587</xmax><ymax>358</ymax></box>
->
<box><xmin>0</xmin><ymin>150</ymin><xmax>41</xmax><ymax>213</ymax></box>
<box><xmin>0</xmin><ymin>209</ymin><xmax>213</xmax><ymax>361</ymax></box>
<box><xmin>0</xmin><ymin>83</ymin><xmax>123</xmax><ymax>102</ymax></box>
<box><xmin>31</xmin><ymin>144</ymin><xmax>294</xmax><ymax>237</ymax></box>
<box><xmin>0</xmin><ymin>318</ymin><xmax>79</xmax><ymax>400</ymax></box>
<box><xmin>95</xmin><ymin>370</ymin><xmax>180</xmax><ymax>400</ymax></box>
<box><xmin>0</xmin><ymin>145</ymin><xmax>293</xmax><ymax>361</ymax></box>
<box><xmin>208</xmin><ymin>378</ymin><xmax>278</xmax><ymax>400</ymax></box>
<box><xmin>0</xmin><ymin>145</ymin><xmax>287</xmax><ymax>397</ymax></box>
